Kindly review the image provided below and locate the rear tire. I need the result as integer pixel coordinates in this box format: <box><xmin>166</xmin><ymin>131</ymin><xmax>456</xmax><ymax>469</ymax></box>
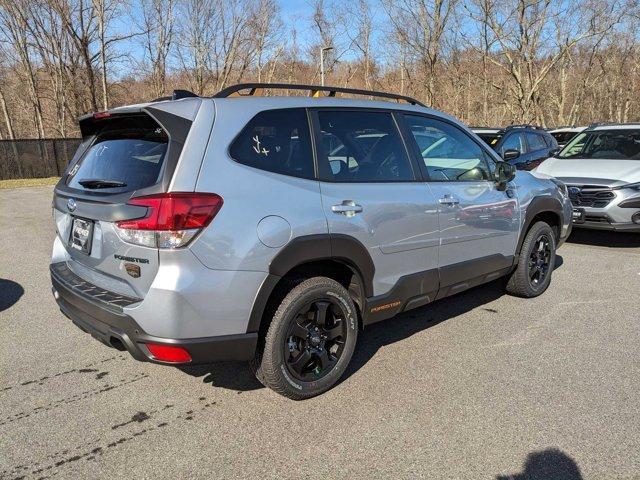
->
<box><xmin>253</xmin><ymin>277</ymin><xmax>358</xmax><ymax>400</ymax></box>
<box><xmin>506</xmin><ymin>221</ymin><xmax>557</xmax><ymax>298</ymax></box>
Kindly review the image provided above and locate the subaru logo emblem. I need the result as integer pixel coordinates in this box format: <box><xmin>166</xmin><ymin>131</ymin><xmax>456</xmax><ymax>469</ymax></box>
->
<box><xmin>67</xmin><ymin>198</ymin><xmax>77</xmax><ymax>212</ymax></box>
<box><xmin>568</xmin><ymin>187</ymin><xmax>581</xmax><ymax>195</ymax></box>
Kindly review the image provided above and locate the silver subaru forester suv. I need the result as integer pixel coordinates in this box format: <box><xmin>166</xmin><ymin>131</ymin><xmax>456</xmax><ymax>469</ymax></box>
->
<box><xmin>51</xmin><ymin>84</ymin><xmax>572</xmax><ymax>399</ymax></box>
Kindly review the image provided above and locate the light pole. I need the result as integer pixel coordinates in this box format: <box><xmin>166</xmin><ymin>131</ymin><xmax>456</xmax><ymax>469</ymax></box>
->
<box><xmin>320</xmin><ymin>46</ymin><xmax>334</xmax><ymax>86</ymax></box>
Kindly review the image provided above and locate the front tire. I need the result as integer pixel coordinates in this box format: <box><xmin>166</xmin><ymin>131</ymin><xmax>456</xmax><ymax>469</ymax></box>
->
<box><xmin>506</xmin><ymin>221</ymin><xmax>557</xmax><ymax>298</ymax></box>
<box><xmin>254</xmin><ymin>277</ymin><xmax>358</xmax><ymax>400</ymax></box>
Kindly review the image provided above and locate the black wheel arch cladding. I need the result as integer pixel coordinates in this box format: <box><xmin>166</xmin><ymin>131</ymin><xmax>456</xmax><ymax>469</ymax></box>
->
<box><xmin>246</xmin><ymin>234</ymin><xmax>374</xmax><ymax>333</ymax></box>
<box><xmin>267</xmin><ymin>234</ymin><xmax>375</xmax><ymax>297</ymax></box>
<box><xmin>516</xmin><ymin>195</ymin><xmax>563</xmax><ymax>255</ymax></box>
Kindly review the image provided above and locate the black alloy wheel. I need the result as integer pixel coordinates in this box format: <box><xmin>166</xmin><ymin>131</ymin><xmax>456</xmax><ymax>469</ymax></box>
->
<box><xmin>284</xmin><ymin>299</ymin><xmax>347</xmax><ymax>382</ymax></box>
<box><xmin>528</xmin><ymin>233</ymin><xmax>552</xmax><ymax>287</ymax></box>
<box><xmin>506</xmin><ymin>221</ymin><xmax>556</xmax><ymax>298</ymax></box>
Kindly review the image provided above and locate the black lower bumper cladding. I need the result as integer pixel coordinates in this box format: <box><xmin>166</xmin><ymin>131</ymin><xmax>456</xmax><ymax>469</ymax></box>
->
<box><xmin>50</xmin><ymin>262</ymin><xmax>257</xmax><ymax>364</ymax></box>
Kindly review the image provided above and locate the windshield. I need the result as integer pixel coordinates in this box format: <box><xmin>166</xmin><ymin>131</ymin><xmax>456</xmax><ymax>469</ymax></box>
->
<box><xmin>476</xmin><ymin>133</ymin><xmax>502</xmax><ymax>150</ymax></box>
<box><xmin>558</xmin><ymin>129</ymin><xmax>640</xmax><ymax>160</ymax></box>
<box><xmin>67</xmin><ymin>115</ymin><xmax>169</xmax><ymax>191</ymax></box>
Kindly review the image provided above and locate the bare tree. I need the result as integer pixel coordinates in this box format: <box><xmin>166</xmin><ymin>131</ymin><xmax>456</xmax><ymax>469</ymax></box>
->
<box><xmin>175</xmin><ymin>0</ymin><xmax>215</xmax><ymax>94</ymax></box>
<box><xmin>383</xmin><ymin>0</ymin><xmax>458</xmax><ymax>107</ymax></box>
<box><xmin>2</xmin><ymin>0</ymin><xmax>640</xmax><ymax>141</ymax></box>
<box><xmin>468</xmin><ymin>0</ymin><xmax>621</xmax><ymax>124</ymax></box>
<box><xmin>0</xmin><ymin>0</ymin><xmax>46</xmax><ymax>138</ymax></box>
<box><xmin>344</xmin><ymin>0</ymin><xmax>376</xmax><ymax>89</ymax></box>
<box><xmin>248</xmin><ymin>0</ymin><xmax>282</xmax><ymax>83</ymax></box>
<box><xmin>140</xmin><ymin>0</ymin><xmax>176</xmax><ymax>99</ymax></box>
<box><xmin>0</xmin><ymin>47</ymin><xmax>16</xmax><ymax>139</ymax></box>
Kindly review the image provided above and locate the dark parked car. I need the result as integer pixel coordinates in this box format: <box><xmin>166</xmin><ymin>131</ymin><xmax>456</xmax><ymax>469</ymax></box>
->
<box><xmin>472</xmin><ymin>125</ymin><xmax>560</xmax><ymax>171</ymax></box>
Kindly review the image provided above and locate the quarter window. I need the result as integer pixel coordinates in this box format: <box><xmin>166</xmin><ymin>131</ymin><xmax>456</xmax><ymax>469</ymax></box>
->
<box><xmin>403</xmin><ymin>115</ymin><xmax>491</xmax><ymax>182</ymax></box>
<box><xmin>316</xmin><ymin>110</ymin><xmax>414</xmax><ymax>182</ymax></box>
<box><xmin>229</xmin><ymin>108</ymin><xmax>314</xmax><ymax>179</ymax></box>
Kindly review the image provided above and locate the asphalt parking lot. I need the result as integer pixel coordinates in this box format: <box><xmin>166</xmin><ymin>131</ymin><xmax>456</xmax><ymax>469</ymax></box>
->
<box><xmin>1</xmin><ymin>186</ymin><xmax>639</xmax><ymax>480</ymax></box>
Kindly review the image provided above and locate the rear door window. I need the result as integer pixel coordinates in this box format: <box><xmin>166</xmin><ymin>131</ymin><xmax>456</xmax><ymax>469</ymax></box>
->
<box><xmin>229</xmin><ymin>108</ymin><xmax>314</xmax><ymax>179</ymax></box>
<box><xmin>67</xmin><ymin>115</ymin><xmax>168</xmax><ymax>192</ymax></box>
<box><xmin>316</xmin><ymin>110</ymin><xmax>415</xmax><ymax>182</ymax></box>
<box><xmin>501</xmin><ymin>133</ymin><xmax>526</xmax><ymax>154</ymax></box>
<box><xmin>526</xmin><ymin>132</ymin><xmax>548</xmax><ymax>151</ymax></box>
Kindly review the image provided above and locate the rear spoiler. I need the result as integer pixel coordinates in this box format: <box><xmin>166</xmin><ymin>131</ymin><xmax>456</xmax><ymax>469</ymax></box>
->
<box><xmin>78</xmin><ymin>98</ymin><xmax>203</xmax><ymax>139</ymax></box>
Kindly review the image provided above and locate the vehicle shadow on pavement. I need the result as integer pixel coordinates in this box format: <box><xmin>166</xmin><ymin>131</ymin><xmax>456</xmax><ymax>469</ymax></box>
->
<box><xmin>178</xmin><ymin>362</ymin><xmax>264</xmax><ymax>392</ymax></box>
<box><xmin>178</xmin><ymin>257</ymin><xmax>564</xmax><ymax>394</ymax></box>
<box><xmin>344</xmin><ymin>255</ymin><xmax>564</xmax><ymax>382</ymax></box>
<box><xmin>567</xmin><ymin>229</ymin><xmax>640</xmax><ymax>248</ymax></box>
<box><xmin>0</xmin><ymin>278</ymin><xmax>24</xmax><ymax>312</ymax></box>
<box><xmin>496</xmin><ymin>448</ymin><xmax>582</xmax><ymax>479</ymax></box>
<box><xmin>343</xmin><ymin>277</ymin><xmax>507</xmax><ymax>381</ymax></box>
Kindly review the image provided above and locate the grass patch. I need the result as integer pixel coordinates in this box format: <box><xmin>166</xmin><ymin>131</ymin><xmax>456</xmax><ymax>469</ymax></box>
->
<box><xmin>0</xmin><ymin>177</ymin><xmax>60</xmax><ymax>189</ymax></box>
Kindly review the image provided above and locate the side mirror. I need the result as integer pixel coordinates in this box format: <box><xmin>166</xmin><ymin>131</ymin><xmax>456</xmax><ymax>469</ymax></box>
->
<box><xmin>502</xmin><ymin>149</ymin><xmax>520</xmax><ymax>161</ymax></box>
<box><xmin>550</xmin><ymin>147</ymin><xmax>561</xmax><ymax>156</ymax></box>
<box><xmin>494</xmin><ymin>161</ymin><xmax>516</xmax><ymax>190</ymax></box>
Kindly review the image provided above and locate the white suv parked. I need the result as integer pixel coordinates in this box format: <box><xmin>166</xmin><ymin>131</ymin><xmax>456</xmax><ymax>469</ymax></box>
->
<box><xmin>536</xmin><ymin>123</ymin><xmax>640</xmax><ymax>232</ymax></box>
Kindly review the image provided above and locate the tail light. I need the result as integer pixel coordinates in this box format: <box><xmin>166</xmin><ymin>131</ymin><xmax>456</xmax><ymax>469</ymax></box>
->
<box><xmin>115</xmin><ymin>192</ymin><xmax>223</xmax><ymax>249</ymax></box>
<box><xmin>145</xmin><ymin>343</ymin><xmax>192</xmax><ymax>363</ymax></box>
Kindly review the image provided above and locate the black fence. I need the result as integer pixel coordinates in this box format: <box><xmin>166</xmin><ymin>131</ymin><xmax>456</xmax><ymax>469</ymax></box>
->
<box><xmin>0</xmin><ymin>138</ymin><xmax>81</xmax><ymax>180</ymax></box>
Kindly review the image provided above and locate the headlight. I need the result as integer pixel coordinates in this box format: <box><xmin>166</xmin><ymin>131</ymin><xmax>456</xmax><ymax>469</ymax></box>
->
<box><xmin>613</xmin><ymin>182</ymin><xmax>640</xmax><ymax>191</ymax></box>
<box><xmin>550</xmin><ymin>178</ymin><xmax>568</xmax><ymax>197</ymax></box>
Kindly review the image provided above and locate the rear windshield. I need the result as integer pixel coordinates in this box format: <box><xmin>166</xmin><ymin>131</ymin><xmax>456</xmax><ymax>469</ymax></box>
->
<box><xmin>67</xmin><ymin>115</ymin><xmax>168</xmax><ymax>191</ymax></box>
<box><xmin>558</xmin><ymin>129</ymin><xmax>640</xmax><ymax>160</ymax></box>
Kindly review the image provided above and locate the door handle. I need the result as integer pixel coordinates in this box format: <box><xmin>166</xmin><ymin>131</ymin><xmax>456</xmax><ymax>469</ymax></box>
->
<box><xmin>438</xmin><ymin>195</ymin><xmax>459</xmax><ymax>206</ymax></box>
<box><xmin>332</xmin><ymin>200</ymin><xmax>363</xmax><ymax>216</ymax></box>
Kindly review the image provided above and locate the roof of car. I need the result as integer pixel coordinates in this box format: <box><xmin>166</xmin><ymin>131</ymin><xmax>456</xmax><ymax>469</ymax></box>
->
<box><xmin>92</xmin><ymin>92</ymin><xmax>465</xmax><ymax>132</ymax></box>
<box><xmin>588</xmin><ymin>123</ymin><xmax>640</xmax><ymax>131</ymax></box>
<box><xmin>210</xmin><ymin>95</ymin><xmax>434</xmax><ymax>112</ymax></box>
<box><xmin>471</xmin><ymin>127</ymin><xmax>501</xmax><ymax>133</ymax></box>
<box><xmin>549</xmin><ymin>126</ymin><xmax>586</xmax><ymax>133</ymax></box>
<box><xmin>472</xmin><ymin>125</ymin><xmax>549</xmax><ymax>135</ymax></box>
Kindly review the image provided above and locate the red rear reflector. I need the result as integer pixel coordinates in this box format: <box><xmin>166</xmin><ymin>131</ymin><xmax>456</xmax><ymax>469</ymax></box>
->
<box><xmin>146</xmin><ymin>343</ymin><xmax>192</xmax><ymax>363</ymax></box>
<box><xmin>93</xmin><ymin>111</ymin><xmax>111</xmax><ymax>119</ymax></box>
<box><xmin>116</xmin><ymin>193</ymin><xmax>223</xmax><ymax>230</ymax></box>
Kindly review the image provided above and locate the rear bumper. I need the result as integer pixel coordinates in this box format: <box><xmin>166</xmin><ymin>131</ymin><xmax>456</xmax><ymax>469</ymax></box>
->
<box><xmin>51</xmin><ymin>262</ymin><xmax>257</xmax><ymax>364</ymax></box>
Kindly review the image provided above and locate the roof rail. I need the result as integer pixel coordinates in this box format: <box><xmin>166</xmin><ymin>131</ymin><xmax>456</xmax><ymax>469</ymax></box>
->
<box><xmin>213</xmin><ymin>83</ymin><xmax>426</xmax><ymax>107</ymax></box>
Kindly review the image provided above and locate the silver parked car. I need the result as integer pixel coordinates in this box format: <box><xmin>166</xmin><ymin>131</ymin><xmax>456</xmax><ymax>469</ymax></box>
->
<box><xmin>536</xmin><ymin>123</ymin><xmax>640</xmax><ymax>232</ymax></box>
<box><xmin>50</xmin><ymin>84</ymin><xmax>572</xmax><ymax>399</ymax></box>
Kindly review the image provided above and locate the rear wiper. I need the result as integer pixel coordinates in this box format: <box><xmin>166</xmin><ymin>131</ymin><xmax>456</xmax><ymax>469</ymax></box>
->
<box><xmin>78</xmin><ymin>179</ymin><xmax>127</xmax><ymax>189</ymax></box>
